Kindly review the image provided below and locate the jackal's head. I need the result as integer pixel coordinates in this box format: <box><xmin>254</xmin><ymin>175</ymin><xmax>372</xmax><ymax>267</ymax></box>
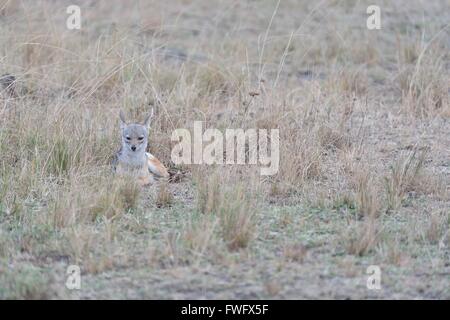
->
<box><xmin>119</xmin><ymin>110</ymin><xmax>153</xmax><ymax>153</ymax></box>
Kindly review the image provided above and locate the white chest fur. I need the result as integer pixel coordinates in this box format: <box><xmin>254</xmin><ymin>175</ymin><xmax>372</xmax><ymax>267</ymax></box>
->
<box><xmin>116</xmin><ymin>151</ymin><xmax>153</xmax><ymax>185</ymax></box>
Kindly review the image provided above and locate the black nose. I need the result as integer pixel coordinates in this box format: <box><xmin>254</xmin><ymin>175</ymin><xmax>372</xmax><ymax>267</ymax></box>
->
<box><xmin>131</xmin><ymin>146</ymin><xmax>136</xmax><ymax>151</ymax></box>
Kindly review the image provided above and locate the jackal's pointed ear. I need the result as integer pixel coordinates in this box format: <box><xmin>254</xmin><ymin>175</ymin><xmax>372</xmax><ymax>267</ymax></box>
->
<box><xmin>119</xmin><ymin>110</ymin><xmax>127</xmax><ymax>130</ymax></box>
<box><xmin>142</xmin><ymin>108</ymin><xmax>154</xmax><ymax>129</ymax></box>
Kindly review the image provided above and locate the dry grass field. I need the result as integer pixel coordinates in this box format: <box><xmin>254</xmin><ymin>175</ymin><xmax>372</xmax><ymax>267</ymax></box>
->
<box><xmin>0</xmin><ymin>0</ymin><xmax>449</xmax><ymax>299</ymax></box>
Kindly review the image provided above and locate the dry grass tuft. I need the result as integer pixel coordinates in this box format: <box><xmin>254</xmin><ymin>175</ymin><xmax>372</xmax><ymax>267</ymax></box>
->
<box><xmin>155</xmin><ymin>182</ymin><xmax>173</xmax><ymax>208</ymax></box>
<box><xmin>343</xmin><ymin>217</ymin><xmax>381</xmax><ymax>256</ymax></box>
<box><xmin>0</xmin><ymin>263</ymin><xmax>64</xmax><ymax>299</ymax></box>
<box><xmin>426</xmin><ymin>211</ymin><xmax>449</xmax><ymax>244</ymax></box>
<box><xmin>219</xmin><ymin>184</ymin><xmax>257</xmax><ymax>251</ymax></box>
<box><xmin>196</xmin><ymin>172</ymin><xmax>222</xmax><ymax>215</ymax></box>
<box><xmin>384</xmin><ymin>148</ymin><xmax>426</xmax><ymax>210</ymax></box>
<box><xmin>318</xmin><ymin>125</ymin><xmax>351</xmax><ymax>151</ymax></box>
<box><xmin>90</xmin><ymin>179</ymin><xmax>140</xmax><ymax>220</ymax></box>
<box><xmin>283</xmin><ymin>243</ymin><xmax>308</xmax><ymax>263</ymax></box>
<box><xmin>195</xmin><ymin>170</ymin><xmax>258</xmax><ymax>250</ymax></box>
<box><xmin>51</xmin><ymin>176</ymin><xmax>140</xmax><ymax>228</ymax></box>
<box><xmin>354</xmin><ymin>169</ymin><xmax>380</xmax><ymax>218</ymax></box>
<box><xmin>181</xmin><ymin>214</ymin><xmax>220</xmax><ymax>263</ymax></box>
<box><xmin>399</xmin><ymin>48</ymin><xmax>449</xmax><ymax>117</ymax></box>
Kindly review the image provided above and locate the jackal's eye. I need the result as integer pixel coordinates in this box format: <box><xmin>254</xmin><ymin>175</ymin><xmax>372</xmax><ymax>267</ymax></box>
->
<box><xmin>138</xmin><ymin>136</ymin><xmax>144</xmax><ymax>141</ymax></box>
<box><xmin>125</xmin><ymin>136</ymin><xmax>131</xmax><ymax>141</ymax></box>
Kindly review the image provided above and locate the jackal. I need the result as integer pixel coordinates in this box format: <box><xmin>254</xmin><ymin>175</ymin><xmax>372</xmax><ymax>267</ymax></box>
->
<box><xmin>112</xmin><ymin>110</ymin><xmax>169</xmax><ymax>186</ymax></box>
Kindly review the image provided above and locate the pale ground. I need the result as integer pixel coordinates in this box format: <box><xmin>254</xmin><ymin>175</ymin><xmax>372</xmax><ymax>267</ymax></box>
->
<box><xmin>0</xmin><ymin>0</ymin><xmax>449</xmax><ymax>299</ymax></box>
